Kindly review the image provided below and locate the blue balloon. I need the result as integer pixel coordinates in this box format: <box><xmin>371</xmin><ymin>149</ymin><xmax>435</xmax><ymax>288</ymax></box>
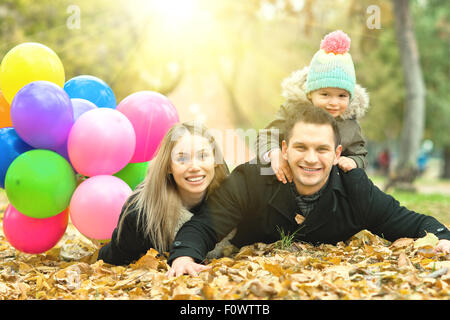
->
<box><xmin>0</xmin><ymin>127</ymin><xmax>34</xmax><ymax>188</ymax></box>
<box><xmin>64</xmin><ymin>75</ymin><xmax>116</xmax><ymax>109</ymax></box>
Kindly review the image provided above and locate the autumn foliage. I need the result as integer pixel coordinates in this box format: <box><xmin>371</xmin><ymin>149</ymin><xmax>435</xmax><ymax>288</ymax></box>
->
<box><xmin>0</xmin><ymin>218</ymin><xmax>449</xmax><ymax>300</ymax></box>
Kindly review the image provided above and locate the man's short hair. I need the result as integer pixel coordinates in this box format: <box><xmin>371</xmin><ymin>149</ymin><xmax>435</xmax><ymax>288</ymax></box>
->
<box><xmin>283</xmin><ymin>104</ymin><xmax>341</xmax><ymax>148</ymax></box>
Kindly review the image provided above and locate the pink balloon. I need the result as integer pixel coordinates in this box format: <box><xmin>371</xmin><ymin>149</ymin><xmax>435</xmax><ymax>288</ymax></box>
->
<box><xmin>117</xmin><ymin>91</ymin><xmax>179</xmax><ymax>163</ymax></box>
<box><xmin>3</xmin><ymin>205</ymin><xmax>68</xmax><ymax>254</ymax></box>
<box><xmin>67</xmin><ymin>108</ymin><xmax>136</xmax><ymax>176</ymax></box>
<box><xmin>69</xmin><ymin>175</ymin><xmax>132</xmax><ymax>240</ymax></box>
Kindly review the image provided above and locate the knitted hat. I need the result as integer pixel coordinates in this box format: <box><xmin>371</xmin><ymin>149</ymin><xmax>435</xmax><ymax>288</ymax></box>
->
<box><xmin>305</xmin><ymin>30</ymin><xmax>356</xmax><ymax>97</ymax></box>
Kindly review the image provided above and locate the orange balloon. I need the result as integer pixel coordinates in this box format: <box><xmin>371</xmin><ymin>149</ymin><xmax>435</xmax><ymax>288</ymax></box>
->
<box><xmin>0</xmin><ymin>90</ymin><xmax>12</xmax><ymax>128</ymax></box>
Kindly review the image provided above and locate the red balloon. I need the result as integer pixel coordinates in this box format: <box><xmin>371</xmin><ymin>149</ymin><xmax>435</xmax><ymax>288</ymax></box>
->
<box><xmin>3</xmin><ymin>205</ymin><xmax>68</xmax><ymax>254</ymax></box>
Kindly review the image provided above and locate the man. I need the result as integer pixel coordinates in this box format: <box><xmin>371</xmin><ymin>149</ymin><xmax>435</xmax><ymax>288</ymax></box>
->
<box><xmin>167</xmin><ymin>105</ymin><xmax>450</xmax><ymax>277</ymax></box>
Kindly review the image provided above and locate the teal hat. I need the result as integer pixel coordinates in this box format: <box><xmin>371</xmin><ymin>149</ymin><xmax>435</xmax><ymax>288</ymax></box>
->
<box><xmin>306</xmin><ymin>30</ymin><xmax>356</xmax><ymax>97</ymax></box>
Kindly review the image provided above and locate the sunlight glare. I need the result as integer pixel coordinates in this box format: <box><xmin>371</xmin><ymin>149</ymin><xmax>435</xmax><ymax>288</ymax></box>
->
<box><xmin>150</xmin><ymin>0</ymin><xmax>199</xmax><ymax>26</ymax></box>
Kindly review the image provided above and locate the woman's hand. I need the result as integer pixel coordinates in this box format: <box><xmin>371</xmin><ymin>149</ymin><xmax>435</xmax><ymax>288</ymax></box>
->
<box><xmin>166</xmin><ymin>256</ymin><xmax>211</xmax><ymax>277</ymax></box>
<box><xmin>434</xmin><ymin>239</ymin><xmax>450</xmax><ymax>254</ymax></box>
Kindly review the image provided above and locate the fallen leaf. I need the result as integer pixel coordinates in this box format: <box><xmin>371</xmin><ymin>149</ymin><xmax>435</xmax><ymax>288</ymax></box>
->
<box><xmin>0</xmin><ymin>214</ymin><xmax>449</xmax><ymax>300</ymax></box>
<box><xmin>397</xmin><ymin>251</ymin><xmax>413</xmax><ymax>269</ymax></box>
<box><xmin>263</xmin><ymin>263</ymin><xmax>284</xmax><ymax>277</ymax></box>
<box><xmin>424</xmin><ymin>268</ymin><xmax>448</xmax><ymax>279</ymax></box>
<box><xmin>112</xmin><ymin>270</ymin><xmax>148</xmax><ymax>290</ymax></box>
<box><xmin>414</xmin><ymin>233</ymin><xmax>439</xmax><ymax>249</ymax></box>
<box><xmin>295</xmin><ymin>214</ymin><xmax>305</xmax><ymax>225</ymax></box>
<box><xmin>234</xmin><ymin>245</ymin><xmax>255</xmax><ymax>259</ymax></box>
<box><xmin>417</xmin><ymin>247</ymin><xmax>436</xmax><ymax>258</ymax></box>
<box><xmin>325</xmin><ymin>256</ymin><xmax>342</xmax><ymax>265</ymax></box>
<box><xmin>390</xmin><ymin>238</ymin><xmax>414</xmax><ymax>249</ymax></box>
<box><xmin>202</xmin><ymin>283</ymin><xmax>217</xmax><ymax>300</ymax></box>
<box><xmin>247</xmin><ymin>280</ymin><xmax>277</xmax><ymax>297</ymax></box>
<box><xmin>425</xmin><ymin>261</ymin><xmax>450</xmax><ymax>271</ymax></box>
<box><xmin>131</xmin><ymin>254</ymin><xmax>159</xmax><ymax>270</ymax></box>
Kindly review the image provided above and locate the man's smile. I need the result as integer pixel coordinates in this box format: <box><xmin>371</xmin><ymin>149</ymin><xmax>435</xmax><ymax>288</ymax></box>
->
<box><xmin>298</xmin><ymin>165</ymin><xmax>322</xmax><ymax>173</ymax></box>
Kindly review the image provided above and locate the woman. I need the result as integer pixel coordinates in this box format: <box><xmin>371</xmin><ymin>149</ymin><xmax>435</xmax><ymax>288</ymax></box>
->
<box><xmin>97</xmin><ymin>121</ymin><xmax>230</xmax><ymax>265</ymax></box>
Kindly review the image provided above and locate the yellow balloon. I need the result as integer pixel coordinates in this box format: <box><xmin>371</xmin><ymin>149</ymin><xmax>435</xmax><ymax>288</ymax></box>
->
<box><xmin>0</xmin><ymin>42</ymin><xmax>65</xmax><ymax>104</ymax></box>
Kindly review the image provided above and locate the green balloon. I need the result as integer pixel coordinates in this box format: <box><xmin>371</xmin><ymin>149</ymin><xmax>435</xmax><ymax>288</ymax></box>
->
<box><xmin>114</xmin><ymin>161</ymin><xmax>149</xmax><ymax>190</ymax></box>
<box><xmin>5</xmin><ymin>149</ymin><xmax>76</xmax><ymax>218</ymax></box>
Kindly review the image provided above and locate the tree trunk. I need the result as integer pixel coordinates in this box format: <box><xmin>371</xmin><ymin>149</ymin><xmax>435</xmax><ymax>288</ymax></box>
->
<box><xmin>216</xmin><ymin>54</ymin><xmax>252</xmax><ymax>129</ymax></box>
<box><xmin>442</xmin><ymin>146</ymin><xmax>450</xmax><ymax>179</ymax></box>
<box><xmin>387</xmin><ymin>0</ymin><xmax>426</xmax><ymax>191</ymax></box>
<box><xmin>221</xmin><ymin>78</ymin><xmax>252</xmax><ymax>129</ymax></box>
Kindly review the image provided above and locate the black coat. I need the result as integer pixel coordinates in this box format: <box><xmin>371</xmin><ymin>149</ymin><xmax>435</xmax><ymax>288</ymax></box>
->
<box><xmin>98</xmin><ymin>196</ymin><xmax>204</xmax><ymax>266</ymax></box>
<box><xmin>168</xmin><ymin>163</ymin><xmax>450</xmax><ymax>264</ymax></box>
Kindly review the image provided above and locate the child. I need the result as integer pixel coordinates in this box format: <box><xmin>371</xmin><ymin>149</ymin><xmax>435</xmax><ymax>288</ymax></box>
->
<box><xmin>256</xmin><ymin>30</ymin><xmax>370</xmax><ymax>183</ymax></box>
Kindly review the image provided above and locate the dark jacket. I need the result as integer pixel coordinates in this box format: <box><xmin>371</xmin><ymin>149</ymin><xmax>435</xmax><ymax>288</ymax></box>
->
<box><xmin>168</xmin><ymin>163</ymin><xmax>450</xmax><ymax>264</ymax></box>
<box><xmin>98</xmin><ymin>197</ymin><xmax>205</xmax><ymax>266</ymax></box>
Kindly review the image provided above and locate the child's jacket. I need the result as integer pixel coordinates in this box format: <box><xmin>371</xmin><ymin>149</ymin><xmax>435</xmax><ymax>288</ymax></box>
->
<box><xmin>256</xmin><ymin>66</ymin><xmax>370</xmax><ymax>169</ymax></box>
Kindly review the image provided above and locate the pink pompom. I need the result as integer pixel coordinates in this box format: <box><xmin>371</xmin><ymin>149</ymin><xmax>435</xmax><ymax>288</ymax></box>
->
<box><xmin>320</xmin><ymin>30</ymin><xmax>351</xmax><ymax>54</ymax></box>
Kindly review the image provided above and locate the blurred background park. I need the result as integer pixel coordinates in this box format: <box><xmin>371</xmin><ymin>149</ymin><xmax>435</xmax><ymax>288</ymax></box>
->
<box><xmin>0</xmin><ymin>0</ymin><xmax>449</xmax><ymax>224</ymax></box>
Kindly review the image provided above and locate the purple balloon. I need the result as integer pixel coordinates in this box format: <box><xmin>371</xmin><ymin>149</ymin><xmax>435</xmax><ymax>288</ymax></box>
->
<box><xmin>11</xmin><ymin>81</ymin><xmax>74</xmax><ymax>150</ymax></box>
<box><xmin>49</xmin><ymin>99</ymin><xmax>97</xmax><ymax>163</ymax></box>
<box><xmin>53</xmin><ymin>139</ymin><xmax>70</xmax><ymax>162</ymax></box>
<box><xmin>71</xmin><ymin>98</ymin><xmax>98</xmax><ymax>121</ymax></box>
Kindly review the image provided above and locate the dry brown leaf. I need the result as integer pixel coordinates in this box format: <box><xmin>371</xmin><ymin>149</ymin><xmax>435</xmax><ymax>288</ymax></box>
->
<box><xmin>295</xmin><ymin>214</ymin><xmax>305</xmax><ymax>225</ymax></box>
<box><xmin>131</xmin><ymin>254</ymin><xmax>159</xmax><ymax>270</ymax></box>
<box><xmin>263</xmin><ymin>263</ymin><xmax>284</xmax><ymax>277</ymax></box>
<box><xmin>397</xmin><ymin>251</ymin><xmax>414</xmax><ymax>269</ymax></box>
<box><xmin>234</xmin><ymin>245</ymin><xmax>255</xmax><ymax>259</ymax></box>
<box><xmin>390</xmin><ymin>238</ymin><xmax>414</xmax><ymax>249</ymax></box>
<box><xmin>291</xmin><ymin>242</ymin><xmax>309</xmax><ymax>251</ymax></box>
<box><xmin>424</xmin><ymin>261</ymin><xmax>450</xmax><ymax>272</ymax></box>
<box><xmin>211</xmin><ymin>257</ymin><xmax>234</xmax><ymax>267</ymax></box>
<box><xmin>417</xmin><ymin>247</ymin><xmax>436</xmax><ymax>258</ymax></box>
<box><xmin>325</xmin><ymin>256</ymin><xmax>342</xmax><ymax>265</ymax></box>
<box><xmin>414</xmin><ymin>232</ymin><xmax>439</xmax><ymax>249</ymax></box>
<box><xmin>0</xmin><ymin>217</ymin><xmax>449</xmax><ymax>300</ymax></box>
<box><xmin>201</xmin><ymin>283</ymin><xmax>217</xmax><ymax>300</ymax></box>
<box><xmin>112</xmin><ymin>270</ymin><xmax>148</xmax><ymax>290</ymax></box>
<box><xmin>247</xmin><ymin>280</ymin><xmax>277</xmax><ymax>297</ymax></box>
<box><xmin>290</xmin><ymin>271</ymin><xmax>318</xmax><ymax>283</ymax></box>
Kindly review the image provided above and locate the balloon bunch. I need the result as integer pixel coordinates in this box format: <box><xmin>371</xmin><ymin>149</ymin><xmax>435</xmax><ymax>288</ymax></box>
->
<box><xmin>0</xmin><ymin>42</ymin><xmax>179</xmax><ymax>254</ymax></box>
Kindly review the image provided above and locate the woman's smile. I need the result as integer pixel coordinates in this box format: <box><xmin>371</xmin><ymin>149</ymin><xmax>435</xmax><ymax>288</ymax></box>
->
<box><xmin>185</xmin><ymin>175</ymin><xmax>206</xmax><ymax>184</ymax></box>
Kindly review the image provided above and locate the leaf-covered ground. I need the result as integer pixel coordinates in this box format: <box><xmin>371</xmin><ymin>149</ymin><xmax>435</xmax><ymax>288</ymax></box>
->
<box><xmin>0</xmin><ymin>214</ymin><xmax>449</xmax><ymax>300</ymax></box>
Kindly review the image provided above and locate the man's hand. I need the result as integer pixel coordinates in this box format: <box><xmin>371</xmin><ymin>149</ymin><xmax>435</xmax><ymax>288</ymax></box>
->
<box><xmin>338</xmin><ymin>156</ymin><xmax>357</xmax><ymax>172</ymax></box>
<box><xmin>166</xmin><ymin>256</ymin><xmax>211</xmax><ymax>277</ymax></box>
<box><xmin>269</xmin><ymin>148</ymin><xmax>293</xmax><ymax>184</ymax></box>
<box><xmin>434</xmin><ymin>239</ymin><xmax>450</xmax><ymax>254</ymax></box>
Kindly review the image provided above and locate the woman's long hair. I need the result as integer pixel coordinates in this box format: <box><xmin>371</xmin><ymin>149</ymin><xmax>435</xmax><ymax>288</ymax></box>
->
<box><xmin>117</xmin><ymin>121</ymin><xmax>229</xmax><ymax>253</ymax></box>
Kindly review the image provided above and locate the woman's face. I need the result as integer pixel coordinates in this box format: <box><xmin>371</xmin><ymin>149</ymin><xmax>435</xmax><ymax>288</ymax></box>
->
<box><xmin>170</xmin><ymin>133</ymin><xmax>216</xmax><ymax>204</ymax></box>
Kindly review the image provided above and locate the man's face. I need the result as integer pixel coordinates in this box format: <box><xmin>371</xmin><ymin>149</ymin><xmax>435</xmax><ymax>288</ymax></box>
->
<box><xmin>282</xmin><ymin>122</ymin><xmax>342</xmax><ymax>195</ymax></box>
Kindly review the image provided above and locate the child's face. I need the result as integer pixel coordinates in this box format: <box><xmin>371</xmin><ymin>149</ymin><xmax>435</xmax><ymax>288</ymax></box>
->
<box><xmin>308</xmin><ymin>88</ymin><xmax>350</xmax><ymax>117</ymax></box>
